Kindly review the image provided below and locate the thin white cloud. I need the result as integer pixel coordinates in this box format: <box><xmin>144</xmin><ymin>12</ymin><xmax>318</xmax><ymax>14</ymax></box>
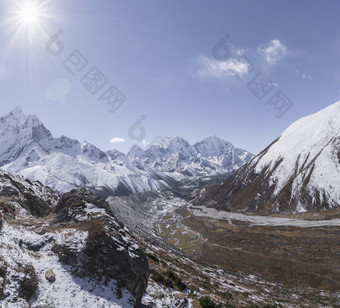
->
<box><xmin>295</xmin><ymin>70</ymin><xmax>312</xmax><ymax>80</ymax></box>
<box><xmin>302</xmin><ymin>73</ymin><xmax>312</xmax><ymax>79</ymax></box>
<box><xmin>109</xmin><ymin>137</ymin><xmax>125</xmax><ymax>144</ymax></box>
<box><xmin>197</xmin><ymin>54</ymin><xmax>251</xmax><ymax>80</ymax></box>
<box><xmin>257</xmin><ymin>39</ymin><xmax>287</xmax><ymax>64</ymax></box>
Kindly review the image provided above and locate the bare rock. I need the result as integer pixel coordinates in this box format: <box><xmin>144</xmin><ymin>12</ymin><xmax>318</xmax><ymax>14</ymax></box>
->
<box><xmin>35</xmin><ymin>227</ymin><xmax>47</xmax><ymax>235</ymax></box>
<box><xmin>45</xmin><ymin>269</ymin><xmax>56</xmax><ymax>282</ymax></box>
<box><xmin>0</xmin><ymin>186</ymin><xmax>19</xmax><ymax>197</ymax></box>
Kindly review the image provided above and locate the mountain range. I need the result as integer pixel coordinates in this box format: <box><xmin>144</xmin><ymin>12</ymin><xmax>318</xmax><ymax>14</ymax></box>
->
<box><xmin>0</xmin><ymin>107</ymin><xmax>253</xmax><ymax>197</ymax></box>
<box><xmin>2</xmin><ymin>102</ymin><xmax>340</xmax><ymax>213</ymax></box>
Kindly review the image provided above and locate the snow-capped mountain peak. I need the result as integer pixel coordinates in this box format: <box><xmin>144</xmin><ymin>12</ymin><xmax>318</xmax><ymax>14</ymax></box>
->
<box><xmin>165</xmin><ymin>136</ymin><xmax>193</xmax><ymax>156</ymax></box>
<box><xmin>158</xmin><ymin>136</ymin><xmax>173</xmax><ymax>148</ymax></box>
<box><xmin>194</xmin><ymin>135</ymin><xmax>233</xmax><ymax>157</ymax></box>
<box><xmin>6</xmin><ymin>106</ymin><xmax>26</xmax><ymax>121</ymax></box>
<box><xmin>0</xmin><ymin>108</ymin><xmax>52</xmax><ymax>164</ymax></box>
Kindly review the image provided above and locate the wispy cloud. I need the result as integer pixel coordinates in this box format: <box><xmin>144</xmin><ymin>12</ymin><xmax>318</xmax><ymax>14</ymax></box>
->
<box><xmin>295</xmin><ymin>70</ymin><xmax>312</xmax><ymax>80</ymax></box>
<box><xmin>109</xmin><ymin>137</ymin><xmax>125</xmax><ymax>144</ymax></box>
<box><xmin>302</xmin><ymin>73</ymin><xmax>312</xmax><ymax>79</ymax></box>
<box><xmin>196</xmin><ymin>54</ymin><xmax>251</xmax><ymax>80</ymax></box>
<box><xmin>257</xmin><ymin>39</ymin><xmax>287</xmax><ymax>64</ymax></box>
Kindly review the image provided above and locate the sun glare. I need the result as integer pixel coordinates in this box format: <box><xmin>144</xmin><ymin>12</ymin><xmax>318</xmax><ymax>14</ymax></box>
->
<box><xmin>19</xmin><ymin>2</ymin><xmax>40</xmax><ymax>25</ymax></box>
<box><xmin>5</xmin><ymin>0</ymin><xmax>53</xmax><ymax>45</ymax></box>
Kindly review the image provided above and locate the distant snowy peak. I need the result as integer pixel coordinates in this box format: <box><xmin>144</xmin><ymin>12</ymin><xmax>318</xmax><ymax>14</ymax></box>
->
<box><xmin>159</xmin><ymin>136</ymin><xmax>173</xmax><ymax>148</ymax></box>
<box><xmin>3</xmin><ymin>106</ymin><xmax>27</xmax><ymax>124</ymax></box>
<box><xmin>0</xmin><ymin>107</ymin><xmax>52</xmax><ymax>164</ymax></box>
<box><xmin>126</xmin><ymin>144</ymin><xmax>148</xmax><ymax>159</ymax></box>
<box><xmin>0</xmin><ymin>108</ymin><xmax>107</xmax><ymax>163</ymax></box>
<box><xmin>81</xmin><ymin>141</ymin><xmax>108</xmax><ymax>162</ymax></box>
<box><xmin>129</xmin><ymin>135</ymin><xmax>249</xmax><ymax>158</ymax></box>
<box><xmin>106</xmin><ymin>149</ymin><xmax>125</xmax><ymax>161</ymax></box>
<box><xmin>192</xmin><ymin>101</ymin><xmax>340</xmax><ymax>213</ymax></box>
<box><xmin>124</xmin><ymin>135</ymin><xmax>253</xmax><ymax>180</ymax></box>
<box><xmin>166</xmin><ymin>136</ymin><xmax>193</xmax><ymax>155</ymax></box>
<box><xmin>194</xmin><ymin>136</ymin><xmax>234</xmax><ymax>157</ymax></box>
<box><xmin>0</xmin><ymin>107</ymin><xmax>51</xmax><ymax>140</ymax></box>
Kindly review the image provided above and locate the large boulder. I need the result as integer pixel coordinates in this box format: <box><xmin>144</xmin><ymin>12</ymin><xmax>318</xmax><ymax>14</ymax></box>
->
<box><xmin>45</xmin><ymin>269</ymin><xmax>56</xmax><ymax>282</ymax></box>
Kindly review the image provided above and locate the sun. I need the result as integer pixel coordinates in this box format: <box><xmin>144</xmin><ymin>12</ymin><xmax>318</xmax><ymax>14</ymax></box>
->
<box><xmin>19</xmin><ymin>2</ymin><xmax>40</xmax><ymax>25</ymax></box>
<box><xmin>5</xmin><ymin>0</ymin><xmax>53</xmax><ymax>44</ymax></box>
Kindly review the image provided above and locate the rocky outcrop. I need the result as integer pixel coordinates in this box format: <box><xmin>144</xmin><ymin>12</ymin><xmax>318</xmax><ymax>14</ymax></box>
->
<box><xmin>0</xmin><ymin>186</ymin><xmax>19</xmax><ymax>197</ymax></box>
<box><xmin>54</xmin><ymin>187</ymin><xmax>107</xmax><ymax>223</ymax></box>
<box><xmin>53</xmin><ymin>188</ymin><xmax>149</xmax><ymax>306</ymax></box>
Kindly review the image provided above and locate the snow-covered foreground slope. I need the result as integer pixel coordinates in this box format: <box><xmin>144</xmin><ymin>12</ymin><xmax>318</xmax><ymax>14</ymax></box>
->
<box><xmin>191</xmin><ymin>101</ymin><xmax>340</xmax><ymax>213</ymax></box>
<box><xmin>0</xmin><ymin>221</ymin><xmax>135</xmax><ymax>308</ymax></box>
<box><xmin>0</xmin><ymin>107</ymin><xmax>252</xmax><ymax>196</ymax></box>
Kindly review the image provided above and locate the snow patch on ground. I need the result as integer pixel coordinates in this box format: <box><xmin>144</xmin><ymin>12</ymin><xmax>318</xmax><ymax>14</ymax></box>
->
<box><xmin>0</xmin><ymin>220</ymin><xmax>135</xmax><ymax>307</ymax></box>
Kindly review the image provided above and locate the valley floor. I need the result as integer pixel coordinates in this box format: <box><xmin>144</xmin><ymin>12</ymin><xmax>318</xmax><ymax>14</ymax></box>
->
<box><xmin>109</xmin><ymin>193</ymin><xmax>340</xmax><ymax>307</ymax></box>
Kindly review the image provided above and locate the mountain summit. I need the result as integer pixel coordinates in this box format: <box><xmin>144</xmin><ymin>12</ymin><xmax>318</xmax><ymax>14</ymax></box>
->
<box><xmin>0</xmin><ymin>107</ymin><xmax>53</xmax><ymax>165</ymax></box>
<box><xmin>0</xmin><ymin>108</ymin><xmax>253</xmax><ymax>196</ymax></box>
<box><xmin>191</xmin><ymin>101</ymin><xmax>340</xmax><ymax>213</ymax></box>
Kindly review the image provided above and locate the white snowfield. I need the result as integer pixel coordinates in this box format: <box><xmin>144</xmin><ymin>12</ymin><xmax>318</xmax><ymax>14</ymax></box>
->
<box><xmin>189</xmin><ymin>205</ymin><xmax>340</xmax><ymax>227</ymax></box>
<box><xmin>0</xmin><ymin>107</ymin><xmax>252</xmax><ymax>195</ymax></box>
<box><xmin>0</xmin><ymin>220</ymin><xmax>135</xmax><ymax>308</ymax></box>
<box><xmin>249</xmin><ymin>101</ymin><xmax>340</xmax><ymax>211</ymax></box>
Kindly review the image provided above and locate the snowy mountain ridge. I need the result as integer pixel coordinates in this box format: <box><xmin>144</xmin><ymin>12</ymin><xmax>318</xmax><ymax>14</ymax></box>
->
<box><xmin>191</xmin><ymin>101</ymin><xmax>340</xmax><ymax>213</ymax></box>
<box><xmin>0</xmin><ymin>107</ymin><xmax>253</xmax><ymax>196</ymax></box>
<box><xmin>253</xmin><ymin>101</ymin><xmax>340</xmax><ymax>204</ymax></box>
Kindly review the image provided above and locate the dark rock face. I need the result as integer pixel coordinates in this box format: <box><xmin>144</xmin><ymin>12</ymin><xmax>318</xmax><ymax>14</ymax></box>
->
<box><xmin>0</xmin><ymin>186</ymin><xmax>19</xmax><ymax>197</ymax></box>
<box><xmin>21</xmin><ymin>192</ymin><xmax>50</xmax><ymax>217</ymax></box>
<box><xmin>84</xmin><ymin>221</ymin><xmax>149</xmax><ymax>305</ymax></box>
<box><xmin>0</xmin><ymin>172</ymin><xmax>58</xmax><ymax>217</ymax></box>
<box><xmin>53</xmin><ymin>188</ymin><xmax>149</xmax><ymax>306</ymax></box>
<box><xmin>54</xmin><ymin>187</ymin><xmax>107</xmax><ymax>222</ymax></box>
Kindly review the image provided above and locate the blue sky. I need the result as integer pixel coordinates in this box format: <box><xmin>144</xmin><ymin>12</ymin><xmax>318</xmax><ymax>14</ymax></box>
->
<box><xmin>0</xmin><ymin>0</ymin><xmax>340</xmax><ymax>154</ymax></box>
